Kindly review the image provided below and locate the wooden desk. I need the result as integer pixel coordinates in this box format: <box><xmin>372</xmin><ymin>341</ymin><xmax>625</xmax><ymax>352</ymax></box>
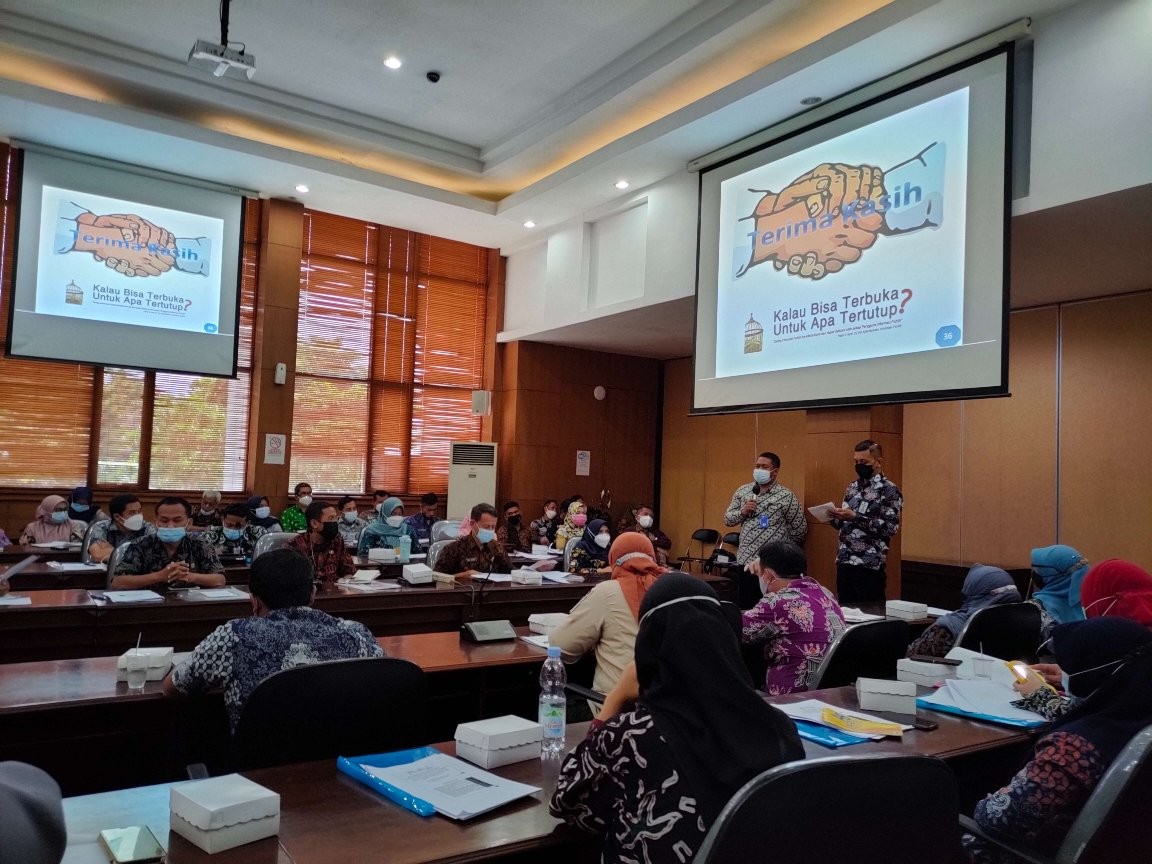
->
<box><xmin>60</xmin><ymin>688</ymin><xmax>1031</xmax><ymax>864</ymax></box>
<box><xmin>0</xmin><ymin>574</ymin><xmax>732</xmax><ymax>663</ymax></box>
<box><xmin>0</xmin><ymin>629</ymin><xmax>552</xmax><ymax>795</ymax></box>
<box><xmin>1</xmin><ymin>543</ymin><xmax>82</xmax><ymax>562</ymax></box>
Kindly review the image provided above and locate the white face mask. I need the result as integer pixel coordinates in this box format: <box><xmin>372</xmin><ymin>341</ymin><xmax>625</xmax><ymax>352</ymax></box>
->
<box><xmin>637</xmin><ymin>514</ymin><xmax>653</xmax><ymax>528</ymax></box>
<box><xmin>753</xmin><ymin>468</ymin><xmax>773</xmax><ymax>486</ymax></box>
<box><xmin>342</xmin><ymin>511</ymin><xmax>359</xmax><ymax>524</ymax></box>
<box><xmin>254</xmin><ymin>506</ymin><xmax>271</xmax><ymax>519</ymax></box>
<box><xmin>297</xmin><ymin>495</ymin><xmax>313</xmax><ymax>507</ymax></box>
<box><xmin>544</xmin><ymin>509</ymin><xmax>557</xmax><ymax>520</ymax></box>
<box><xmin>594</xmin><ymin>533</ymin><xmax>610</xmax><ymax>549</ymax></box>
<box><xmin>122</xmin><ymin>513</ymin><xmax>145</xmax><ymax>532</ymax></box>
<box><xmin>386</xmin><ymin>515</ymin><xmax>404</xmax><ymax>528</ymax></box>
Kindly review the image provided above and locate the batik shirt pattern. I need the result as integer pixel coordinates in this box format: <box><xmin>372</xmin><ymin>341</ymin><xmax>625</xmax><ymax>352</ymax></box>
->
<box><xmin>833</xmin><ymin>473</ymin><xmax>903</xmax><ymax>570</ymax></box>
<box><xmin>724</xmin><ymin>482</ymin><xmax>808</xmax><ymax>565</ymax></box>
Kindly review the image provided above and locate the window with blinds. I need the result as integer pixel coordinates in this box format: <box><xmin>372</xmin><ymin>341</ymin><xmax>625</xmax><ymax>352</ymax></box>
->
<box><xmin>292</xmin><ymin>212</ymin><xmax>487</xmax><ymax>495</ymax></box>
<box><xmin>0</xmin><ymin>140</ymin><xmax>261</xmax><ymax>492</ymax></box>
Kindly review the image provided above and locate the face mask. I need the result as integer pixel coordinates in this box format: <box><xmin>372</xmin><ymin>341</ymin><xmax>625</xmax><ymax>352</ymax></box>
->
<box><xmin>122</xmin><ymin>514</ymin><xmax>145</xmax><ymax>532</ymax></box>
<box><xmin>386</xmin><ymin>515</ymin><xmax>404</xmax><ymax>528</ymax></box>
<box><xmin>1060</xmin><ymin>672</ymin><xmax>1071</xmax><ymax>695</ymax></box>
<box><xmin>854</xmin><ymin>463</ymin><xmax>875</xmax><ymax>480</ymax></box>
<box><xmin>254</xmin><ymin>506</ymin><xmax>271</xmax><ymax>519</ymax></box>
<box><xmin>477</xmin><ymin>528</ymin><xmax>496</xmax><ymax>544</ymax></box>
<box><xmin>157</xmin><ymin>526</ymin><xmax>186</xmax><ymax>544</ymax></box>
<box><xmin>342</xmin><ymin>511</ymin><xmax>359</xmax><ymax>524</ymax></box>
<box><xmin>297</xmin><ymin>495</ymin><xmax>313</xmax><ymax>508</ymax></box>
<box><xmin>319</xmin><ymin>522</ymin><xmax>339</xmax><ymax>541</ymax></box>
<box><xmin>223</xmin><ymin>527</ymin><xmax>242</xmax><ymax>541</ymax></box>
<box><xmin>50</xmin><ymin>511</ymin><xmax>70</xmax><ymax>524</ymax></box>
<box><xmin>594</xmin><ymin>533</ymin><xmax>611</xmax><ymax>549</ymax></box>
<box><xmin>544</xmin><ymin>509</ymin><xmax>557</xmax><ymax>520</ymax></box>
<box><xmin>508</xmin><ymin>514</ymin><xmax>521</xmax><ymax>526</ymax></box>
<box><xmin>637</xmin><ymin>515</ymin><xmax>653</xmax><ymax>529</ymax></box>
<box><xmin>71</xmin><ymin>503</ymin><xmax>89</xmax><ymax>513</ymax></box>
<box><xmin>753</xmin><ymin>468</ymin><xmax>772</xmax><ymax>486</ymax></box>
<box><xmin>572</xmin><ymin>513</ymin><xmax>587</xmax><ymax>527</ymax></box>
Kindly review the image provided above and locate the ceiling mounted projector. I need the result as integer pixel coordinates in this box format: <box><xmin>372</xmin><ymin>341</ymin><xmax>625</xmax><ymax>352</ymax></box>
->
<box><xmin>188</xmin><ymin>39</ymin><xmax>255</xmax><ymax>80</ymax></box>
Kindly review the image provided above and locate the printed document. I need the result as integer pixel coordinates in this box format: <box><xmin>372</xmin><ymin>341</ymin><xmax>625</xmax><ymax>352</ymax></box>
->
<box><xmin>363</xmin><ymin>752</ymin><xmax>539</xmax><ymax>820</ymax></box>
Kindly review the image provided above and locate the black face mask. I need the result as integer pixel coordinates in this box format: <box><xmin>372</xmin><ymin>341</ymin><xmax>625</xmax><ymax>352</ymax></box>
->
<box><xmin>854</xmin><ymin>463</ymin><xmax>875</xmax><ymax>480</ymax></box>
<box><xmin>508</xmin><ymin>515</ymin><xmax>521</xmax><ymax>526</ymax></box>
<box><xmin>319</xmin><ymin>522</ymin><xmax>340</xmax><ymax>541</ymax></box>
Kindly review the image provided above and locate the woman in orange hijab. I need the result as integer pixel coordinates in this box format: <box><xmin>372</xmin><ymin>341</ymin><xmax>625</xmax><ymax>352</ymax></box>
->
<box><xmin>549</xmin><ymin>532</ymin><xmax>666</xmax><ymax>698</ymax></box>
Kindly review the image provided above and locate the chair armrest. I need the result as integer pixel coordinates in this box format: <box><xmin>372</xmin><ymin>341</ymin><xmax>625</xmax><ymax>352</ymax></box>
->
<box><xmin>957</xmin><ymin>815</ymin><xmax>1053</xmax><ymax>864</ymax></box>
<box><xmin>564</xmin><ymin>683</ymin><xmax>606</xmax><ymax>705</ymax></box>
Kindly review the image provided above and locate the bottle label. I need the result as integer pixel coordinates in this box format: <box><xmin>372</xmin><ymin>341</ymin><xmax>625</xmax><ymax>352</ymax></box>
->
<box><xmin>540</xmin><ymin>703</ymin><xmax>566</xmax><ymax>737</ymax></box>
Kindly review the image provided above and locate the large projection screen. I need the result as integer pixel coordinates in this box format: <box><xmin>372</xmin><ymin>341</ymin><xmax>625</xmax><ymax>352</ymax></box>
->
<box><xmin>693</xmin><ymin>46</ymin><xmax>1012</xmax><ymax>414</ymax></box>
<box><xmin>8</xmin><ymin>148</ymin><xmax>245</xmax><ymax>377</ymax></box>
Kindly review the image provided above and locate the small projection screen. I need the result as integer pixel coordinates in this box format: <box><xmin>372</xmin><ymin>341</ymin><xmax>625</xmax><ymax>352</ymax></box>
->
<box><xmin>693</xmin><ymin>46</ymin><xmax>1012</xmax><ymax>414</ymax></box>
<box><xmin>8</xmin><ymin>148</ymin><xmax>245</xmax><ymax>377</ymax></box>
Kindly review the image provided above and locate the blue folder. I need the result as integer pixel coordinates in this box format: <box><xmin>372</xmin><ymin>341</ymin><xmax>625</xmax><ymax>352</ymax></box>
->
<box><xmin>791</xmin><ymin>718</ymin><xmax>872</xmax><ymax>748</ymax></box>
<box><xmin>916</xmin><ymin>697</ymin><xmax>1047</xmax><ymax>729</ymax></box>
<box><xmin>336</xmin><ymin>746</ymin><xmax>441</xmax><ymax>817</ymax></box>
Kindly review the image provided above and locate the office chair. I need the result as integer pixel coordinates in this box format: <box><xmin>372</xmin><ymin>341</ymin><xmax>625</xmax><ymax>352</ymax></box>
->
<box><xmin>103</xmin><ymin>542</ymin><xmax>134</xmax><ymax>588</ymax></box>
<box><xmin>430</xmin><ymin>520</ymin><xmax>461</xmax><ymax>542</ymax></box>
<box><xmin>696</xmin><ymin>754</ymin><xmax>961</xmax><ymax>863</ymax></box>
<box><xmin>427</xmin><ymin>539</ymin><xmax>451</xmax><ymax>571</ymax></box>
<box><xmin>562</xmin><ymin>536</ymin><xmax>580</xmax><ymax>573</ymax></box>
<box><xmin>231</xmin><ymin>657</ymin><xmax>428</xmax><ymax>770</ymax></box>
<box><xmin>676</xmin><ymin>528</ymin><xmax>720</xmax><ymax>573</ymax></box>
<box><xmin>956</xmin><ymin>602</ymin><xmax>1043</xmax><ymax>662</ymax></box>
<box><xmin>960</xmin><ymin>725</ymin><xmax>1152</xmax><ymax>864</ymax></box>
<box><xmin>81</xmin><ymin>519</ymin><xmax>109</xmax><ymax>564</ymax></box>
<box><xmin>810</xmin><ymin>618</ymin><xmax>910</xmax><ymax>689</ymax></box>
<box><xmin>250</xmin><ymin>531</ymin><xmax>299</xmax><ymax>561</ymax></box>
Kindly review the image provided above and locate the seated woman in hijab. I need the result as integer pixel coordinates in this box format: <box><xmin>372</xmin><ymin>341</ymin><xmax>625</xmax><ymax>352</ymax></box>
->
<box><xmin>66</xmin><ymin>486</ymin><xmax>107</xmax><ymax>525</ymax></box>
<box><xmin>19</xmin><ymin>495</ymin><xmax>88</xmax><ymax>545</ymax></box>
<box><xmin>550</xmin><ymin>533</ymin><xmax>665</xmax><ymax>698</ymax></box>
<box><xmin>964</xmin><ymin>617</ymin><xmax>1152</xmax><ymax>863</ymax></box>
<box><xmin>1029</xmin><ymin>545</ymin><xmax>1090</xmax><ymax>639</ymax></box>
<box><xmin>551</xmin><ymin>573</ymin><xmax>804</xmax><ymax>863</ymax></box>
<box><xmin>906</xmin><ymin>564</ymin><xmax>1021</xmax><ymax>658</ymax></box>
<box><xmin>554</xmin><ymin>500</ymin><xmax>588</xmax><ymax>551</ymax></box>
<box><xmin>1016</xmin><ymin>559</ymin><xmax>1152</xmax><ymax>721</ymax></box>
<box><xmin>245</xmin><ymin>495</ymin><xmax>282</xmax><ymax>533</ymax></box>
<box><xmin>567</xmin><ymin>518</ymin><xmax>612</xmax><ymax>574</ymax></box>
<box><xmin>357</xmin><ymin>496</ymin><xmax>416</xmax><ymax>556</ymax></box>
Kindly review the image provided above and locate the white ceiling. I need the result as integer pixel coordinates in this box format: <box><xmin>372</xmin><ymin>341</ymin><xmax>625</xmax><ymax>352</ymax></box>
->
<box><xmin>0</xmin><ymin>0</ymin><xmax>1081</xmax><ymax>358</ymax></box>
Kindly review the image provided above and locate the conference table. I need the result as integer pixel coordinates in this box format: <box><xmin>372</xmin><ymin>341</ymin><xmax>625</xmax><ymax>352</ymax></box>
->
<box><xmin>60</xmin><ymin>686</ymin><xmax>1034</xmax><ymax>864</ymax></box>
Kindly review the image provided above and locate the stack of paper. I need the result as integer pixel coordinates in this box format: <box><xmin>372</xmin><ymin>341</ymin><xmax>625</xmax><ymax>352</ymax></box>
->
<box><xmin>341</xmin><ymin>580</ymin><xmax>402</xmax><ymax>592</ymax></box>
<box><xmin>518</xmin><ymin>633</ymin><xmax>550</xmax><ymax>649</ymax></box>
<box><xmin>918</xmin><ymin>678</ymin><xmax>1046</xmax><ymax>728</ymax></box>
<box><xmin>841</xmin><ymin>607</ymin><xmax>885</xmax><ymax>623</ymax></box>
<box><xmin>103</xmin><ymin>590</ymin><xmax>164</xmax><ymax>603</ymax></box>
<box><xmin>774</xmin><ymin>699</ymin><xmax>913</xmax><ymax>741</ymax></box>
<box><xmin>542</xmin><ymin>571</ymin><xmax>582</xmax><ymax>584</ymax></box>
<box><xmin>0</xmin><ymin>595</ymin><xmax>32</xmax><ymax>606</ymax></box>
<box><xmin>358</xmin><ymin>752</ymin><xmax>540</xmax><ymax>820</ymax></box>
<box><xmin>187</xmin><ymin>587</ymin><xmax>248</xmax><ymax>601</ymax></box>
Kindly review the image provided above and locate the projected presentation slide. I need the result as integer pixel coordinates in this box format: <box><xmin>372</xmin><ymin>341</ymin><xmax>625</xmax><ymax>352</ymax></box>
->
<box><xmin>715</xmin><ymin>88</ymin><xmax>969</xmax><ymax>379</ymax></box>
<box><xmin>37</xmin><ymin>186</ymin><xmax>225</xmax><ymax>336</ymax></box>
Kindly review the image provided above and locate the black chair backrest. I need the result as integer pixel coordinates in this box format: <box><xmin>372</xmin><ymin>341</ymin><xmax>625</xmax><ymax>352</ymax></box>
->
<box><xmin>696</xmin><ymin>754</ymin><xmax>960</xmax><ymax>864</ymax></box>
<box><xmin>1057</xmin><ymin>724</ymin><xmax>1152</xmax><ymax>863</ymax></box>
<box><xmin>811</xmin><ymin>619</ymin><xmax>910</xmax><ymax>689</ymax></box>
<box><xmin>721</xmin><ymin>531</ymin><xmax>741</xmax><ymax>547</ymax></box>
<box><xmin>956</xmin><ymin>602</ymin><xmax>1043</xmax><ymax>662</ymax></box>
<box><xmin>232</xmin><ymin>657</ymin><xmax>428</xmax><ymax>770</ymax></box>
<box><xmin>690</xmin><ymin>528</ymin><xmax>720</xmax><ymax>546</ymax></box>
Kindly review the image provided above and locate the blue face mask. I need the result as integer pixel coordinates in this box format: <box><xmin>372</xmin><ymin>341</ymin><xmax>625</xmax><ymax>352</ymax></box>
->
<box><xmin>222</xmin><ymin>527</ymin><xmax>242</xmax><ymax>541</ymax></box>
<box><xmin>477</xmin><ymin>528</ymin><xmax>496</xmax><ymax>544</ymax></box>
<box><xmin>71</xmin><ymin>503</ymin><xmax>89</xmax><ymax>513</ymax></box>
<box><xmin>50</xmin><ymin>511</ymin><xmax>70</xmax><ymax>523</ymax></box>
<box><xmin>157</xmin><ymin>527</ymin><xmax>186</xmax><ymax>544</ymax></box>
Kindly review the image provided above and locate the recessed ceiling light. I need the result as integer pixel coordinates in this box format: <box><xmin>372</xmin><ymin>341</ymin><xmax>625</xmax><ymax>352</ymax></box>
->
<box><xmin>614</xmin><ymin>180</ymin><xmax>630</xmax><ymax>190</ymax></box>
<box><xmin>295</xmin><ymin>184</ymin><xmax>309</xmax><ymax>194</ymax></box>
<box><xmin>800</xmin><ymin>96</ymin><xmax>822</xmax><ymax>105</ymax></box>
<box><xmin>523</xmin><ymin>220</ymin><xmax>536</xmax><ymax>228</ymax></box>
<box><xmin>384</xmin><ymin>56</ymin><xmax>402</xmax><ymax>70</ymax></box>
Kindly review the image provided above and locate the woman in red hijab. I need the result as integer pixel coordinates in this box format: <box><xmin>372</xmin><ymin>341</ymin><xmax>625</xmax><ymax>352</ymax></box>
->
<box><xmin>1081</xmin><ymin>559</ymin><xmax>1152</xmax><ymax>626</ymax></box>
<box><xmin>549</xmin><ymin>532</ymin><xmax>666</xmax><ymax>698</ymax></box>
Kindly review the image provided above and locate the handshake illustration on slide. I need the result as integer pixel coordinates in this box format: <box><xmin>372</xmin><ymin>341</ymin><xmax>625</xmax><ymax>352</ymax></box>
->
<box><xmin>55</xmin><ymin>202</ymin><xmax>210</xmax><ymax>278</ymax></box>
<box><xmin>736</xmin><ymin>143</ymin><xmax>944</xmax><ymax>282</ymax></box>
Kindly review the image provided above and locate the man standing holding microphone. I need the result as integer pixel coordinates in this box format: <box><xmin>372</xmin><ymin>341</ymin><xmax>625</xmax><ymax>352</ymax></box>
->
<box><xmin>725</xmin><ymin>452</ymin><xmax>807</xmax><ymax>568</ymax></box>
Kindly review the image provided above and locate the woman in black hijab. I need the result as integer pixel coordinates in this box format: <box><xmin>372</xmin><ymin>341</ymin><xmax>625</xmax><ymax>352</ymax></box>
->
<box><xmin>550</xmin><ymin>572</ymin><xmax>804</xmax><ymax>862</ymax></box>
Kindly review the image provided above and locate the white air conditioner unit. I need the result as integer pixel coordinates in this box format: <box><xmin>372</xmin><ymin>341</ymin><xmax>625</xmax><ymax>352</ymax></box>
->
<box><xmin>447</xmin><ymin>442</ymin><xmax>498</xmax><ymax>519</ymax></box>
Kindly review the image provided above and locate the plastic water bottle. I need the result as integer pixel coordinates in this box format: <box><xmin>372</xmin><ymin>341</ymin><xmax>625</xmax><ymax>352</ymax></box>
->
<box><xmin>539</xmin><ymin>646</ymin><xmax>567</xmax><ymax>755</ymax></box>
<box><xmin>398</xmin><ymin>534</ymin><xmax>411</xmax><ymax>564</ymax></box>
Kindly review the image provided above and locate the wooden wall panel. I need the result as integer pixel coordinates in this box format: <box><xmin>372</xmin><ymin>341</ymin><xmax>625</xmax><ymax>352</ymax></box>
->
<box><xmin>1060</xmin><ymin>294</ymin><xmax>1152</xmax><ymax>566</ymax></box>
<box><xmin>902</xmin><ymin>401</ymin><xmax>963</xmax><ymax>562</ymax></box>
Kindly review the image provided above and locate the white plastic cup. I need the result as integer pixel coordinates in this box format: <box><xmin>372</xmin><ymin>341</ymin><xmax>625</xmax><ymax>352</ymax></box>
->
<box><xmin>125</xmin><ymin>650</ymin><xmax>149</xmax><ymax>691</ymax></box>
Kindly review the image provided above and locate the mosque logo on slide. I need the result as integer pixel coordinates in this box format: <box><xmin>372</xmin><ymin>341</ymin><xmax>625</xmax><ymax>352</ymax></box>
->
<box><xmin>734</xmin><ymin>142</ymin><xmax>946</xmax><ymax>282</ymax></box>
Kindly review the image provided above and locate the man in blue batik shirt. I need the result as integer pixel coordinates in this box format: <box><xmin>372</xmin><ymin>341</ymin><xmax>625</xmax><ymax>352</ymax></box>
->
<box><xmin>827</xmin><ymin>439</ymin><xmax>903</xmax><ymax>605</ymax></box>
